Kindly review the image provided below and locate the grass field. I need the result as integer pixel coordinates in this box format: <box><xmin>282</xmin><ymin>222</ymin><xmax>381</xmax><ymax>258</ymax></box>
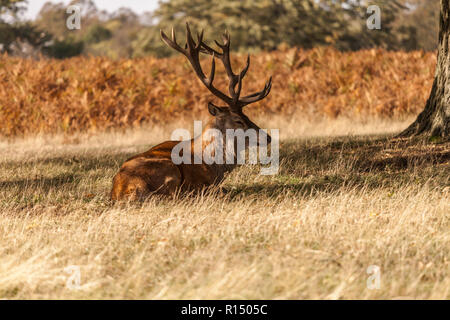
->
<box><xmin>0</xmin><ymin>117</ymin><xmax>449</xmax><ymax>299</ymax></box>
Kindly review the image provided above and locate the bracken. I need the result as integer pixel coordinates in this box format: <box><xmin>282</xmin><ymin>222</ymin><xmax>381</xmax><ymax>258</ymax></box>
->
<box><xmin>0</xmin><ymin>47</ymin><xmax>436</xmax><ymax>137</ymax></box>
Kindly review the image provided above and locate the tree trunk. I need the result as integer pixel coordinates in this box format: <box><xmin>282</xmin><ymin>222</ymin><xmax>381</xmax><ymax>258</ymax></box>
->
<box><xmin>399</xmin><ymin>0</ymin><xmax>449</xmax><ymax>138</ymax></box>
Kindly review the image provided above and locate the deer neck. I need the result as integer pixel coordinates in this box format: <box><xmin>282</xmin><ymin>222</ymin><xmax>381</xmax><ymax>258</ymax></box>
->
<box><xmin>191</xmin><ymin>120</ymin><xmax>237</xmax><ymax>177</ymax></box>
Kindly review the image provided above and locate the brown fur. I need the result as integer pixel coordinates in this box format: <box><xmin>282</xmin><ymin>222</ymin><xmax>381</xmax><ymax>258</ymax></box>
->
<box><xmin>111</xmin><ymin>111</ymin><xmax>270</xmax><ymax>200</ymax></box>
<box><xmin>111</xmin><ymin>25</ymin><xmax>272</xmax><ymax>200</ymax></box>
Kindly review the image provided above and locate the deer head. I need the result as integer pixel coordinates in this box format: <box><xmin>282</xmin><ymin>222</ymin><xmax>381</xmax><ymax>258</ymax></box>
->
<box><xmin>160</xmin><ymin>23</ymin><xmax>272</xmax><ymax>145</ymax></box>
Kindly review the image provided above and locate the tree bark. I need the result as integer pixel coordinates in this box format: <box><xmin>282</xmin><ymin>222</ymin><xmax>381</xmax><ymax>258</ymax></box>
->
<box><xmin>399</xmin><ymin>0</ymin><xmax>449</xmax><ymax>138</ymax></box>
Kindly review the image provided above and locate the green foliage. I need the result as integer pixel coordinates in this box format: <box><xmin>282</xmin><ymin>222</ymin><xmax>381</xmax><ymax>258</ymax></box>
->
<box><xmin>0</xmin><ymin>22</ymin><xmax>51</xmax><ymax>56</ymax></box>
<box><xmin>1</xmin><ymin>0</ymin><xmax>440</xmax><ymax>59</ymax></box>
<box><xmin>132</xmin><ymin>27</ymin><xmax>173</xmax><ymax>58</ymax></box>
<box><xmin>0</xmin><ymin>1</ymin><xmax>44</xmax><ymax>54</ymax></box>
<box><xmin>0</xmin><ymin>0</ymin><xmax>26</xmax><ymax>19</ymax></box>
<box><xmin>33</xmin><ymin>0</ymin><xmax>141</xmax><ymax>59</ymax></box>
<box><xmin>84</xmin><ymin>24</ymin><xmax>112</xmax><ymax>44</ymax></box>
<box><xmin>394</xmin><ymin>0</ymin><xmax>440</xmax><ymax>51</ymax></box>
<box><xmin>0</xmin><ymin>0</ymin><xmax>84</xmax><ymax>59</ymax></box>
<box><xmin>34</xmin><ymin>0</ymin><xmax>91</xmax><ymax>41</ymax></box>
<box><xmin>43</xmin><ymin>38</ymin><xmax>84</xmax><ymax>59</ymax></box>
<box><xmin>133</xmin><ymin>0</ymin><xmax>418</xmax><ymax>57</ymax></box>
<box><xmin>134</xmin><ymin>0</ymin><xmax>347</xmax><ymax>56</ymax></box>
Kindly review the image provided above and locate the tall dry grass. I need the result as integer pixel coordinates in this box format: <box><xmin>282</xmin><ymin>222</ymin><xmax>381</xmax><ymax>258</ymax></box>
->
<box><xmin>0</xmin><ymin>118</ymin><xmax>448</xmax><ymax>299</ymax></box>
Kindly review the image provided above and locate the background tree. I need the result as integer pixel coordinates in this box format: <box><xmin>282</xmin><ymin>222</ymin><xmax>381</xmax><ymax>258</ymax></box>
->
<box><xmin>1</xmin><ymin>0</ymin><xmax>441</xmax><ymax>59</ymax></box>
<box><xmin>393</xmin><ymin>0</ymin><xmax>440</xmax><ymax>51</ymax></box>
<box><xmin>87</xmin><ymin>7</ymin><xmax>141</xmax><ymax>59</ymax></box>
<box><xmin>400</xmin><ymin>0</ymin><xmax>449</xmax><ymax>138</ymax></box>
<box><xmin>0</xmin><ymin>1</ymin><xmax>51</xmax><ymax>56</ymax></box>
<box><xmin>132</xmin><ymin>0</ymin><xmax>409</xmax><ymax>57</ymax></box>
<box><xmin>0</xmin><ymin>0</ymin><xmax>26</xmax><ymax>19</ymax></box>
<box><xmin>34</xmin><ymin>0</ymin><xmax>97</xmax><ymax>58</ymax></box>
<box><xmin>337</xmin><ymin>0</ymin><xmax>416</xmax><ymax>50</ymax></box>
<box><xmin>34</xmin><ymin>0</ymin><xmax>141</xmax><ymax>59</ymax></box>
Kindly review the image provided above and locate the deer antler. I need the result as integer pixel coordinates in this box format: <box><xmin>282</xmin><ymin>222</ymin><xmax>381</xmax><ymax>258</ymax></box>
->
<box><xmin>199</xmin><ymin>30</ymin><xmax>272</xmax><ymax>110</ymax></box>
<box><xmin>160</xmin><ymin>23</ymin><xmax>272</xmax><ymax>112</ymax></box>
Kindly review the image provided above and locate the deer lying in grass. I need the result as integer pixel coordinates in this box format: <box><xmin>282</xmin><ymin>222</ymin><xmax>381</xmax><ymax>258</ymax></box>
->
<box><xmin>111</xmin><ymin>23</ymin><xmax>273</xmax><ymax>200</ymax></box>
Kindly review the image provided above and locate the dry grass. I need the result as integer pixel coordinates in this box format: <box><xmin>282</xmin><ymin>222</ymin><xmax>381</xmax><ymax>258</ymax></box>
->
<box><xmin>0</xmin><ymin>117</ymin><xmax>449</xmax><ymax>299</ymax></box>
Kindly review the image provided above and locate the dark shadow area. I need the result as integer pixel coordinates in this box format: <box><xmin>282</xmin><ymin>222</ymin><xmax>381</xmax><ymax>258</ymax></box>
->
<box><xmin>225</xmin><ymin>181</ymin><xmax>348</xmax><ymax>199</ymax></box>
<box><xmin>1</xmin><ymin>136</ymin><xmax>448</xmax><ymax>203</ymax></box>
<box><xmin>280</xmin><ymin>136</ymin><xmax>450</xmax><ymax>174</ymax></box>
<box><xmin>224</xmin><ymin>135</ymin><xmax>450</xmax><ymax>199</ymax></box>
<box><xmin>1</xmin><ymin>152</ymin><xmax>136</xmax><ymax>173</ymax></box>
<box><xmin>0</xmin><ymin>174</ymin><xmax>78</xmax><ymax>192</ymax></box>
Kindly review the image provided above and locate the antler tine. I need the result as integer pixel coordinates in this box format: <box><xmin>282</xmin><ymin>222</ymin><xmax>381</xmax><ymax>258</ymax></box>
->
<box><xmin>161</xmin><ymin>23</ymin><xmax>234</xmax><ymax>106</ymax></box>
<box><xmin>212</xmin><ymin>31</ymin><xmax>241</xmax><ymax>102</ymax></box>
<box><xmin>227</xmin><ymin>55</ymin><xmax>250</xmax><ymax>111</ymax></box>
<box><xmin>171</xmin><ymin>28</ymin><xmax>177</xmax><ymax>45</ymax></box>
<box><xmin>196</xmin><ymin>30</ymin><xmax>204</xmax><ymax>50</ymax></box>
<box><xmin>222</xmin><ymin>30</ymin><xmax>230</xmax><ymax>46</ymax></box>
<box><xmin>199</xmin><ymin>31</ymin><xmax>256</xmax><ymax>110</ymax></box>
<box><xmin>232</xmin><ymin>73</ymin><xmax>243</xmax><ymax>107</ymax></box>
<box><xmin>214</xmin><ymin>40</ymin><xmax>224</xmax><ymax>49</ymax></box>
<box><xmin>239</xmin><ymin>76</ymin><xmax>272</xmax><ymax>105</ymax></box>
<box><xmin>201</xmin><ymin>29</ymin><xmax>272</xmax><ymax>109</ymax></box>
<box><xmin>239</xmin><ymin>55</ymin><xmax>250</xmax><ymax>79</ymax></box>
<box><xmin>207</xmin><ymin>52</ymin><xmax>216</xmax><ymax>86</ymax></box>
<box><xmin>161</xmin><ymin>23</ymin><xmax>272</xmax><ymax>110</ymax></box>
<box><xmin>160</xmin><ymin>28</ymin><xmax>185</xmax><ymax>55</ymax></box>
<box><xmin>217</xmin><ymin>33</ymin><xmax>235</xmax><ymax>80</ymax></box>
<box><xmin>185</xmin><ymin>22</ymin><xmax>196</xmax><ymax>51</ymax></box>
<box><xmin>200</xmin><ymin>41</ymin><xmax>222</xmax><ymax>56</ymax></box>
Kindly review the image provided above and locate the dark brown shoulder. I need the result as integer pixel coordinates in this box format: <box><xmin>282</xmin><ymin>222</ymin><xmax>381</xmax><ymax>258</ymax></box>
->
<box><xmin>125</xmin><ymin>140</ymin><xmax>180</xmax><ymax>162</ymax></box>
<box><xmin>150</xmin><ymin>141</ymin><xmax>181</xmax><ymax>152</ymax></box>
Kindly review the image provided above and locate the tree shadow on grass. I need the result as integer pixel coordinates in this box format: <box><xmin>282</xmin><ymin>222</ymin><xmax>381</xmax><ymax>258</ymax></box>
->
<box><xmin>0</xmin><ymin>151</ymin><xmax>137</xmax><ymax>176</ymax></box>
<box><xmin>280</xmin><ymin>135</ymin><xmax>449</xmax><ymax>174</ymax></box>
<box><xmin>0</xmin><ymin>174</ymin><xmax>79</xmax><ymax>192</ymax></box>
<box><xmin>1</xmin><ymin>136</ymin><xmax>448</xmax><ymax>202</ymax></box>
<box><xmin>225</xmin><ymin>181</ymin><xmax>346</xmax><ymax>200</ymax></box>
<box><xmin>226</xmin><ymin>135</ymin><xmax>449</xmax><ymax>199</ymax></box>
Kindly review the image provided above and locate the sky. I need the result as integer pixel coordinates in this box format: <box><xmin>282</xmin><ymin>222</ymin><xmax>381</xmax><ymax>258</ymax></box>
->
<box><xmin>24</xmin><ymin>0</ymin><xmax>160</xmax><ymax>19</ymax></box>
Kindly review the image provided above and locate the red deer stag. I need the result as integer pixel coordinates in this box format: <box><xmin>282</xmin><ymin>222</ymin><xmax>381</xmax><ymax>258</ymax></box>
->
<box><xmin>111</xmin><ymin>23</ymin><xmax>273</xmax><ymax>200</ymax></box>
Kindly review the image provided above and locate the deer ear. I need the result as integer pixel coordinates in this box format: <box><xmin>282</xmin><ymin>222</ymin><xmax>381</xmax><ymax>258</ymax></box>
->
<box><xmin>208</xmin><ymin>102</ymin><xmax>222</xmax><ymax>116</ymax></box>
